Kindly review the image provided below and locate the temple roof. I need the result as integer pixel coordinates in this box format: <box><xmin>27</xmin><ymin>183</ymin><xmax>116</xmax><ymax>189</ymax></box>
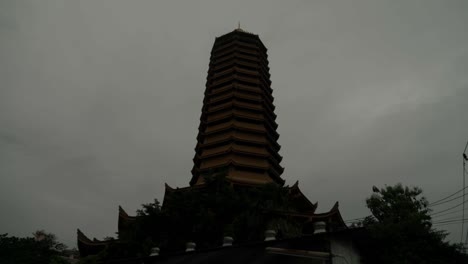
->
<box><xmin>118</xmin><ymin>205</ymin><xmax>136</xmax><ymax>233</ymax></box>
<box><xmin>287</xmin><ymin>181</ymin><xmax>318</xmax><ymax>213</ymax></box>
<box><xmin>77</xmin><ymin>229</ymin><xmax>108</xmax><ymax>257</ymax></box>
<box><xmin>78</xmin><ymin>206</ymin><xmax>140</xmax><ymax>257</ymax></box>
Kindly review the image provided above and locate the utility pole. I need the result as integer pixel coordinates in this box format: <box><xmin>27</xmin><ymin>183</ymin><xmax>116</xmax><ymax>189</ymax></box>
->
<box><xmin>463</xmin><ymin>141</ymin><xmax>468</xmax><ymax>249</ymax></box>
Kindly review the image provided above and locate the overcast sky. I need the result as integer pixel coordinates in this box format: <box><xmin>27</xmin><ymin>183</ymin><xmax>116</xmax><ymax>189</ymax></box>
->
<box><xmin>1</xmin><ymin>0</ymin><xmax>468</xmax><ymax>247</ymax></box>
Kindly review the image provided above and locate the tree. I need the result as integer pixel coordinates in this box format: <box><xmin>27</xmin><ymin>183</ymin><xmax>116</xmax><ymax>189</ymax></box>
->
<box><xmin>33</xmin><ymin>230</ymin><xmax>67</xmax><ymax>252</ymax></box>
<box><xmin>0</xmin><ymin>231</ymin><xmax>68</xmax><ymax>264</ymax></box>
<box><xmin>362</xmin><ymin>184</ymin><xmax>468</xmax><ymax>264</ymax></box>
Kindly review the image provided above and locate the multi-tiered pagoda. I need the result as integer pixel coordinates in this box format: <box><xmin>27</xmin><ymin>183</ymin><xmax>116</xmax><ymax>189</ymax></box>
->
<box><xmin>191</xmin><ymin>28</ymin><xmax>284</xmax><ymax>187</ymax></box>
<box><xmin>77</xmin><ymin>28</ymin><xmax>347</xmax><ymax>258</ymax></box>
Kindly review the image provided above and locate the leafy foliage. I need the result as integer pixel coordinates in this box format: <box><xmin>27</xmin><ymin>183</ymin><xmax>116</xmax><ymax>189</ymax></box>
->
<box><xmin>0</xmin><ymin>230</ymin><xmax>68</xmax><ymax>264</ymax></box>
<box><xmin>361</xmin><ymin>184</ymin><xmax>468</xmax><ymax>264</ymax></box>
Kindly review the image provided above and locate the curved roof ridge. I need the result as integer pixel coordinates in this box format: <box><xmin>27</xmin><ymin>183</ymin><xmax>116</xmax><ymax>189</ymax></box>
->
<box><xmin>77</xmin><ymin>229</ymin><xmax>108</xmax><ymax>245</ymax></box>
<box><xmin>310</xmin><ymin>201</ymin><xmax>347</xmax><ymax>229</ymax></box>
<box><xmin>118</xmin><ymin>205</ymin><xmax>136</xmax><ymax>220</ymax></box>
<box><xmin>165</xmin><ymin>182</ymin><xmax>174</xmax><ymax>191</ymax></box>
<box><xmin>77</xmin><ymin>229</ymin><xmax>91</xmax><ymax>243</ymax></box>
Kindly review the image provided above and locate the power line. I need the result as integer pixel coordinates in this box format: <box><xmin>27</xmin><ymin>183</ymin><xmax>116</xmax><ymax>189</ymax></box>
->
<box><xmin>343</xmin><ymin>212</ymin><xmax>468</xmax><ymax>232</ymax></box>
<box><xmin>431</xmin><ymin>207</ymin><xmax>468</xmax><ymax>219</ymax></box>
<box><xmin>344</xmin><ymin>199</ymin><xmax>468</xmax><ymax>222</ymax></box>
<box><xmin>345</xmin><ymin>198</ymin><xmax>468</xmax><ymax>223</ymax></box>
<box><xmin>433</xmin><ymin>221</ymin><xmax>468</xmax><ymax>227</ymax></box>
<box><xmin>433</xmin><ymin>218</ymin><xmax>468</xmax><ymax>225</ymax></box>
<box><xmin>429</xmin><ymin>185</ymin><xmax>468</xmax><ymax>206</ymax></box>
<box><xmin>429</xmin><ymin>193</ymin><xmax>465</xmax><ymax>207</ymax></box>
<box><xmin>430</xmin><ymin>198</ymin><xmax>468</xmax><ymax>216</ymax></box>
<box><xmin>344</xmin><ymin>215</ymin><xmax>468</xmax><ymax>228</ymax></box>
<box><xmin>432</xmin><ymin>215</ymin><xmax>464</xmax><ymax>223</ymax></box>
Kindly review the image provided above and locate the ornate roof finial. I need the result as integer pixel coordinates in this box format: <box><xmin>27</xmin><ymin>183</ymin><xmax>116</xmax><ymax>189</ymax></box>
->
<box><xmin>235</xmin><ymin>21</ymin><xmax>246</xmax><ymax>33</ymax></box>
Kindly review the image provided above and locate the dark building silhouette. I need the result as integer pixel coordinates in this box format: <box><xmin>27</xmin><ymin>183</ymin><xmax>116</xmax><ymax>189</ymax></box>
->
<box><xmin>191</xmin><ymin>28</ymin><xmax>284</xmax><ymax>186</ymax></box>
<box><xmin>77</xmin><ymin>28</ymin><xmax>351</xmax><ymax>261</ymax></box>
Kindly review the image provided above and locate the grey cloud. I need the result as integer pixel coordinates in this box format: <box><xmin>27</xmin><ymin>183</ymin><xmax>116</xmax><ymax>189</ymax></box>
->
<box><xmin>1</xmin><ymin>0</ymin><xmax>467</xmax><ymax>247</ymax></box>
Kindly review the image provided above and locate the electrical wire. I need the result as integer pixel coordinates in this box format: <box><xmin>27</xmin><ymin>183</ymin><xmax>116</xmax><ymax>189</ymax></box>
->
<box><xmin>429</xmin><ymin>185</ymin><xmax>468</xmax><ymax>206</ymax></box>
<box><xmin>432</xmin><ymin>215</ymin><xmax>464</xmax><ymax>223</ymax></box>
<box><xmin>431</xmin><ymin>207</ymin><xmax>468</xmax><ymax>219</ymax></box>
<box><xmin>429</xmin><ymin>193</ymin><xmax>465</xmax><ymax>207</ymax></box>
<box><xmin>430</xmin><ymin>198</ymin><xmax>468</xmax><ymax>216</ymax></box>
<box><xmin>344</xmin><ymin>205</ymin><xmax>468</xmax><ymax>222</ymax></box>
<box><xmin>345</xmin><ymin>202</ymin><xmax>467</xmax><ymax>222</ymax></box>
<box><xmin>433</xmin><ymin>218</ymin><xmax>468</xmax><ymax>225</ymax></box>
<box><xmin>344</xmin><ymin>155</ymin><xmax>468</xmax><ymax>240</ymax></box>
<box><xmin>433</xmin><ymin>221</ymin><xmax>468</xmax><ymax>227</ymax></box>
<box><xmin>345</xmin><ymin>197</ymin><xmax>468</xmax><ymax>223</ymax></box>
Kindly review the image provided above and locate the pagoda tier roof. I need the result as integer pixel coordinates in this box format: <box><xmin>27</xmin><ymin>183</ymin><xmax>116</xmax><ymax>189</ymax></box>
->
<box><xmin>118</xmin><ymin>205</ymin><xmax>136</xmax><ymax>220</ymax></box>
<box><xmin>203</xmin><ymin>100</ymin><xmax>275</xmax><ymax>120</ymax></box>
<box><xmin>207</xmin><ymin>89</ymin><xmax>264</xmax><ymax>103</ymax></box>
<box><xmin>77</xmin><ymin>229</ymin><xmax>108</xmax><ymax>246</ymax></box>
<box><xmin>195</xmin><ymin>143</ymin><xmax>282</xmax><ymax>163</ymax></box>
<box><xmin>209</xmin><ymin>54</ymin><xmax>269</xmax><ymax>75</ymax></box>
<box><xmin>204</xmin><ymin>94</ymin><xmax>276</xmax><ymax>118</ymax></box>
<box><xmin>268</xmin><ymin>201</ymin><xmax>347</xmax><ymax>232</ymax></box>
<box><xmin>203</xmin><ymin>98</ymin><xmax>276</xmax><ymax>121</ymax></box>
<box><xmin>196</xmin><ymin>132</ymin><xmax>282</xmax><ymax>154</ymax></box>
<box><xmin>209</xmin><ymin>74</ymin><xmax>272</xmax><ymax>93</ymax></box>
<box><xmin>213</xmin><ymin>29</ymin><xmax>268</xmax><ymax>53</ymax></box>
<box><xmin>208</xmin><ymin>65</ymin><xmax>271</xmax><ymax>92</ymax></box>
<box><xmin>118</xmin><ymin>206</ymin><xmax>136</xmax><ymax>233</ymax></box>
<box><xmin>206</xmin><ymin>84</ymin><xmax>274</xmax><ymax>106</ymax></box>
<box><xmin>198</xmin><ymin>144</ymin><xmax>267</xmax><ymax>158</ymax></box>
<box><xmin>203</xmin><ymin>119</ymin><xmax>267</xmax><ymax>134</ymax></box>
<box><xmin>190</xmin><ymin>160</ymin><xmax>285</xmax><ymax>186</ymax></box>
<box><xmin>209</xmin><ymin>58</ymin><xmax>271</xmax><ymax>79</ymax></box>
<box><xmin>212</xmin><ymin>52</ymin><xmax>263</xmax><ymax>66</ymax></box>
<box><xmin>194</xmin><ymin>154</ymin><xmax>284</xmax><ymax>173</ymax></box>
<box><xmin>212</xmin><ymin>37</ymin><xmax>266</xmax><ymax>54</ymax></box>
<box><xmin>201</xmin><ymin>110</ymin><xmax>279</xmax><ymax>132</ymax></box>
<box><xmin>162</xmin><ymin>183</ymin><xmax>206</xmax><ymax>208</ymax></box>
<box><xmin>287</xmin><ymin>181</ymin><xmax>318</xmax><ymax>213</ymax></box>
<box><xmin>212</xmin><ymin>49</ymin><xmax>264</xmax><ymax>62</ymax></box>
<box><xmin>209</xmin><ymin>67</ymin><xmax>272</xmax><ymax>88</ymax></box>
<box><xmin>198</xmin><ymin>120</ymin><xmax>280</xmax><ymax>143</ymax></box>
<box><xmin>194</xmin><ymin>151</ymin><xmax>284</xmax><ymax>174</ymax></box>
<box><xmin>213</xmin><ymin>44</ymin><xmax>264</xmax><ymax>57</ymax></box>
<box><xmin>77</xmin><ymin>229</ymin><xmax>109</xmax><ymax>257</ymax></box>
<box><xmin>202</xmin><ymin>99</ymin><xmax>276</xmax><ymax>118</ymax></box>
<box><xmin>303</xmin><ymin>202</ymin><xmax>348</xmax><ymax>232</ymax></box>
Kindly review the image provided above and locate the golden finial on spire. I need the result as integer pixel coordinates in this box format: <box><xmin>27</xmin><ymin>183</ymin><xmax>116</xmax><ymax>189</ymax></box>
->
<box><xmin>238</xmin><ymin>21</ymin><xmax>241</xmax><ymax>29</ymax></box>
